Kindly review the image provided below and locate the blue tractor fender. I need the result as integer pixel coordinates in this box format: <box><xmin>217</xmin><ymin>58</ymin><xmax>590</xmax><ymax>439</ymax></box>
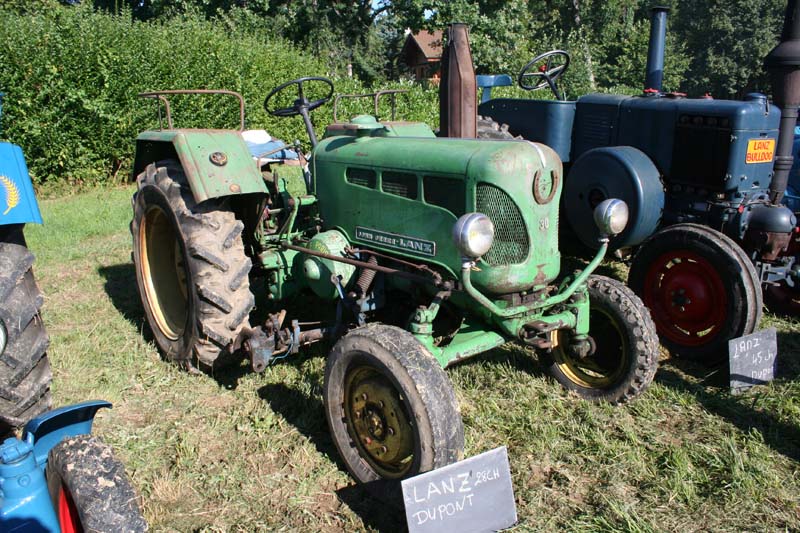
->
<box><xmin>0</xmin><ymin>141</ymin><xmax>42</xmax><ymax>226</ymax></box>
<box><xmin>0</xmin><ymin>401</ymin><xmax>111</xmax><ymax>532</ymax></box>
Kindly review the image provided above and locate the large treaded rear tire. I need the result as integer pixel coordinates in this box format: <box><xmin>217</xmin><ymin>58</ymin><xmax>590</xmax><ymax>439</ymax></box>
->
<box><xmin>477</xmin><ymin>115</ymin><xmax>521</xmax><ymax>140</ymax></box>
<box><xmin>131</xmin><ymin>160</ymin><xmax>254</xmax><ymax>371</ymax></box>
<box><xmin>0</xmin><ymin>238</ymin><xmax>52</xmax><ymax>435</ymax></box>
<box><xmin>46</xmin><ymin>435</ymin><xmax>148</xmax><ymax>532</ymax></box>
<box><xmin>628</xmin><ymin>223</ymin><xmax>762</xmax><ymax>363</ymax></box>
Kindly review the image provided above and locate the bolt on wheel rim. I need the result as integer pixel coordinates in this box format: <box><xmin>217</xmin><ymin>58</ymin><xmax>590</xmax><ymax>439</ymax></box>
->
<box><xmin>139</xmin><ymin>205</ymin><xmax>189</xmax><ymax>340</ymax></box>
<box><xmin>552</xmin><ymin>308</ymin><xmax>627</xmax><ymax>388</ymax></box>
<box><xmin>343</xmin><ymin>363</ymin><xmax>415</xmax><ymax>479</ymax></box>
<box><xmin>643</xmin><ymin>250</ymin><xmax>727</xmax><ymax>346</ymax></box>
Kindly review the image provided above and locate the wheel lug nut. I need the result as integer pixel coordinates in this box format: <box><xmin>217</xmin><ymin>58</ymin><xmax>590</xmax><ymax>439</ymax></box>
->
<box><xmin>361</xmin><ymin>393</ymin><xmax>368</xmax><ymax>401</ymax></box>
<box><xmin>387</xmin><ymin>427</ymin><xmax>394</xmax><ymax>436</ymax></box>
<box><xmin>380</xmin><ymin>446</ymin><xmax>388</xmax><ymax>454</ymax></box>
<box><xmin>355</xmin><ymin>410</ymin><xmax>362</xmax><ymax>419</ymax></box>
<box><xmin>378</xmin><ymin>400</ymin><xmax>385</xmax><ymax>408</ymax></box>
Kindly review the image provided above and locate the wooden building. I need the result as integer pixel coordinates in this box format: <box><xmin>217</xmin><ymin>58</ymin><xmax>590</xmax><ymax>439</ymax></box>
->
<box><xmin>399</xmin><ymin>30</ymin><xmax>443</xmax><ymax>82</ymax></box>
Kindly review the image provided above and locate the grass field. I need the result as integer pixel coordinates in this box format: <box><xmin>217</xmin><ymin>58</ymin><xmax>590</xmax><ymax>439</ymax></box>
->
<box><xmin>23</xmin><ymin>186</ymin><xmax>800</xmax><ymax>532</ymax></box>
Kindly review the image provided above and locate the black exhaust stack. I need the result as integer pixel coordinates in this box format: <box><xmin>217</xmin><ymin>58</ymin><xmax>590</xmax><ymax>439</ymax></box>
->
<box><xmin>765</xmin><ymin>0</ymin><xmax>800</xmax><ymax>205</ymax></box>
<box><xmin>644</xmin><ymin>7</ymin><xmax>669</xmax><ymax>93</ymax></box>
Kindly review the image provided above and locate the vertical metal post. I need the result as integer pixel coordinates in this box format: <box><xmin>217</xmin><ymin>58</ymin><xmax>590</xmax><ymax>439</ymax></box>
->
<box><xmin>765</xmin><ymin>0</ymin><xmax>800</xmax><ymax>204</ymax></box>
<box><xmin>438</xmin><ymin>24</ymin><xmax>477</xmax><ymax>138</ymax></box>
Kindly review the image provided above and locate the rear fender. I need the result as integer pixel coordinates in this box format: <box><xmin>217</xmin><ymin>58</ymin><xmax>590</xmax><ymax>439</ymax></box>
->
<box><xmin>134</xmin><ymin>130</ymin><xmax>268</xmax><ymax>203</ymax></box>
<box><xmin>0</xmin><ymin>142</ymin><xmax>42</xmax><ymax>226</ymax></box>
<box><xmin>22</xmin><ymin>400</ymin><xmax>112</xmax><ymax>467</ymax></box>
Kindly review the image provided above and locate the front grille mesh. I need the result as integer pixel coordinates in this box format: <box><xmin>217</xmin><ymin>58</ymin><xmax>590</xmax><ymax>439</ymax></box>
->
<box><xmin>476</xmin><ymin>184</ymin><xmax>530</xmax><ymax>265</ymax></box>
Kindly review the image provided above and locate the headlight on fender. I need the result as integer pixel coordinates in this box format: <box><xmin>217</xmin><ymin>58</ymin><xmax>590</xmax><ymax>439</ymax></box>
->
<box><xmin>452</xmin><ymin>212</ymin><xmax>495</xmax><ymax>260</ymax></box>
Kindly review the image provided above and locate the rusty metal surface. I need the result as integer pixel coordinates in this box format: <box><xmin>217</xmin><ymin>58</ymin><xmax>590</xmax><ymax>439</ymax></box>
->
<box><xmin>138</xmin><ymin>89</ymin><xmax>246</xmax><ymax>131</ymax></box>
<box><xmin>439</xmin><ymin>23</ymin><xmax>477</xmax><ymax>138</ymax></box>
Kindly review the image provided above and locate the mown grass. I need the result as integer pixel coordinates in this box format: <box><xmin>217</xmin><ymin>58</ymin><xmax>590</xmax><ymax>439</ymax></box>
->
<box><xmin>24</xmin><ymin>186</ymin><xmax>800</xmax><ymax>532</ymax></box>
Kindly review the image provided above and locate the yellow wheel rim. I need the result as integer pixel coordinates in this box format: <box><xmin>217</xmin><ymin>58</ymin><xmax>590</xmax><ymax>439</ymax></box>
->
<box><xmin>343</xmin><ymin>364</ymin><xmax>415</xmax><ymax>479</ymax></box>
<box><xmin>139</xmin><ymin>205</ymin><xmax>189</xmax><ymax>340</ymax></box>
<box><xmin>552</xmin><ymin>308</ymin><xmax>627</xmax><ymax>389</ymax></box>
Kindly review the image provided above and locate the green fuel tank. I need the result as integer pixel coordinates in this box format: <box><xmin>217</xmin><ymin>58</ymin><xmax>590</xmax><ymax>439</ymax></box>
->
<box><xmin>312</xmin><ymin>123</ymin><xmax>563</xmax><ymax>295</ymax></box>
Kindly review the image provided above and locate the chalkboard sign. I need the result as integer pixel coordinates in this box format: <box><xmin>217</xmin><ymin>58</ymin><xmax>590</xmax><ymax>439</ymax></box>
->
<box><xmin>401</xmin><ymin>446</ymin><xmax>517</xmax><ymax>533</ymax></box>
<box><xmin>729</xmin><ymin>327</ymin><xmax>778</xmax><ymax>393</ymax></box>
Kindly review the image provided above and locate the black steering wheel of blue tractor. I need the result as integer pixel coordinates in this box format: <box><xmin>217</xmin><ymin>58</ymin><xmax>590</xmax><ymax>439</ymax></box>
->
<box><xmin>264</xmin><ymin>76</ymin><xmax>334</xmax><ymax>117</ymax></box>
<box><xmin>264</xmin><ymin>76</ymin><xmax>334</xmax><ymax>148</ymax></box>
<box><xmin>518</xmin><ymin>50</ymin><xmax>570</xmax><ymax>101</ymax></box>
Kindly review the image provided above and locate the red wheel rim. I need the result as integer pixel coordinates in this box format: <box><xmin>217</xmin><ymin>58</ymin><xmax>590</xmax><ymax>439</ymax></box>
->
<box><xmin>642</xmin><ymin>250</ymin><xmax>728</xmax><ymax>346</ymax></box>
<box><xmin>58</xmin><ymin>484</ymin><xmax>83</xmax><ymax>533</ymax></box>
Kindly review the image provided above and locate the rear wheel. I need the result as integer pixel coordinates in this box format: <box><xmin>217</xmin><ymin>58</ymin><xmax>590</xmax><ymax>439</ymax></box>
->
<box><xmin>628</xmin><ymin>224</ymin><xmax>762</xmax><ymax>363</ymax></box>
<box><xmin>131</xmin><ymin>160</ymin><xmax>254</xmax><ymax>370</ymax></box>
<box><xmin>0</xmin><ymin>236</ymin><xmax>51</xmax><ymax>436</ymax></box>
<box><xmin>544</xmin><ymin>276</ymin><xmax>659</xmax><ymax>404</ymax></box>
<box><xmin>324</xmin><ymin>324</ymin><xmax>464</xmax><ymax>496</ymax></box>
<box><xmin>46</xmin><ymin>435</ymin><xmax>147</xmax><ymax>533</ymax></box>
<box><xmin>477</xmin><ymin>115</ymin><xmax>519</xmax><ymax>140</ymax></box>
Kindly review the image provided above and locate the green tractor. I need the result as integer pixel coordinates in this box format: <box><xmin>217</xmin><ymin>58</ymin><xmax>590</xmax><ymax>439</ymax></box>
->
<box><xmin>130</xmin><ymin>79</ymin><xmax>659</xmax><ymax>489</ymax></box>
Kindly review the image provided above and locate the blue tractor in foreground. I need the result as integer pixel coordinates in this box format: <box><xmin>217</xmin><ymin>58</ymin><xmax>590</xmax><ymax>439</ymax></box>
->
<box><xmin>477</xmin><ymin>5</ymin><xmax>800</xmax><ymax>362</ymax></box>
<box><xmin>0</xmin><ymin>93</ymin><xmax>52</xmax><ymax>435</ymax></box>
<box><xmin>0</xmin><ymin>96</ymin><xmax>147</xmax><ymax>531</ymax></box>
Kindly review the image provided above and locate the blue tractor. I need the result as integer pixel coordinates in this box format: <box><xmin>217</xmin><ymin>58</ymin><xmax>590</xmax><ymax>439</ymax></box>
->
<box><xmin>0</xmin><ymin>93</ymin><xmax>51</xmax><ymax>435</ymax></box>
<box><xmin>0</xmin><ymin>96</ymin><xmax>147</xmax><ymax>531</ymax></box>
<box><xmin>477</xmin><ymin>6</ymin><xmax>800</xmax><ymax>362</ymax></box>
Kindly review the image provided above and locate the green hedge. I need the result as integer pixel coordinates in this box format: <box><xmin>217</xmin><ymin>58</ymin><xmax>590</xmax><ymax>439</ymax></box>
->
<box><xmin>0</xmin><ymin>5</ymin><xmax>439</xmax><ymax>192</ymax></box>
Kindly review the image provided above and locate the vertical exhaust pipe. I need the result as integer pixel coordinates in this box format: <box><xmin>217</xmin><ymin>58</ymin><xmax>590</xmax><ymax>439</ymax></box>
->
<box><xmin>438</xmin><ymin>23</ymin><xmax>477</xmax><ymax>138</ymax></box>
<box><xmin>765</xmin><ymin>0</ymin><xmax>800</xmax><ymax>204</ymax></box>
<box><xmin>644</xmin><ymin>7</ymin><xmax>669</xmax><ymax>93</ymax></box>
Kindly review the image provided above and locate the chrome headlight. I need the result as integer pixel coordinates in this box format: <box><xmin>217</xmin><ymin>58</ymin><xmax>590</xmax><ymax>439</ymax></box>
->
<box><xmin>453</xmin><ymin>213</ymin><xmax>495</xmax><ymax>259</ymax></box>
<box><xmin>593</xmin><ymin>198</ymin><xmax>629</xmax><ymax>237</ymax></box>
<box><xmin>0</xmin><ymin>320</ymin><xmax>6</xmax><ymax>357</ymax></box>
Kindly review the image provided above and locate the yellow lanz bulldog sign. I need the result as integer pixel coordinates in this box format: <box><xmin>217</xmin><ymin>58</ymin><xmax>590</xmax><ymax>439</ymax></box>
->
<box><xmin>745</xmin><ymin>138</ymin><xmax>775</xmax><ymax>164</ymax></box>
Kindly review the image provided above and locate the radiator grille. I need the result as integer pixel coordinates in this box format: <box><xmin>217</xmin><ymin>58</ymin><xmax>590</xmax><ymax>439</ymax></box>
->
<box><xmin>476</xmin><ymin>184</ymin><xmax>530</xmax><ymax>265</ymax></box>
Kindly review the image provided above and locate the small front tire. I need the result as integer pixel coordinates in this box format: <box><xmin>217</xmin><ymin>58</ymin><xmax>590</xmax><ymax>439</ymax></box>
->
<box><xmin>46</xmin><ymin>435</ymin><xmax>148</xmax><ymax>533</ymax></box>
<box><xmin>544</xmin><ymin>275</ymin><xmax>659</xmax><ymax>404</ymax></box>
<box><xmin>324</xmin><ymin>323</ymin><xmax>464</xmax><ymax>494</ymax></box>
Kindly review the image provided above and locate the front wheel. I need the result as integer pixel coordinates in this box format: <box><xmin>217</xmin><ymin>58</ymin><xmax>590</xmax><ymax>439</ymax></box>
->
<box><xmin>628</xmin><ymin>223</ymin><xmax>762</xmax><ymax>363</ymax></box>
<box><xmin>46</xmin><ymin>435</ymin><xmax>148</xmax><ymax>532</ymax></box>
<box><xmin>323</xmin><ymin>323</ymin><xmax>464</xmax><ymax>495</ymax></box>
<box><xmin>544</xmin><ymin>275</ymin><xmax>659</xmax><ymax>404</ymax></box>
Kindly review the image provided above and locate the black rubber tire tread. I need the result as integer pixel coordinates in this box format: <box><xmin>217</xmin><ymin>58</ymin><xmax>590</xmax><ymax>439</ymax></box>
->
<box><xmin>46</xmin><ymin>435</ymin><xmax>148</xmax><ymax>532</ymax></box>
<box><xmin>0</xmin><ymin>240</ymin><xmax>52</xmax><ymax>435</ymax></box>
<box><xmin>628</xmin><ymin>223</ymin><xmax>762</xmax><ymax>363</ymax></box>
<box><xmin>324</xmin><ymin>323</ymin><xmax>464</xmax><ymax>492</ymax></box>
<box><xmin>477</xmin><ymin>115</ymin><xmax>522</xmax><ymax>140</ymax></box>
<box><xmin>131</xmin><ymin>160</ymin><xmax>254</xmax><ymax>370</ymax></box>
<box><xmin>543</xmin><ymin>275</ymin><xmax>659</xmax><ymax>404</ymax></box>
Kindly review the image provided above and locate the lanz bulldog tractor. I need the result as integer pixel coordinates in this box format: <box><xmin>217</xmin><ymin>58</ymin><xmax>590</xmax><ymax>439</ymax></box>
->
<box><xmin>477</xmin><ymin>5</ymin><xmax>800</xmax><ymax>362</ymax></box>
<box><xmin>130</xmin><ymin>80</ymin><xmax>659</xmax><ymax>489</ymax></box>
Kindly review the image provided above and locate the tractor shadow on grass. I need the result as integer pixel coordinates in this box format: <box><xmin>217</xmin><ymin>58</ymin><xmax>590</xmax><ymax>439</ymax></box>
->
<box><xmin>258</xmin><ymin>381</ymin><xmax>407</xmax><ymax>532</ymax></box>
<box><xmin>656</xmin><ymin>347</ymin><xmax>800</xmax><ymax>462</ymax></box>
<box><xmin>97</xmin><ymin>262</ymin><xmax>255</xmax><ymax>390</ymax></box>
<box><xmin>97</xmin><ymin>263</ymin><xmax>147</xmax><ymax>333</ymax></box>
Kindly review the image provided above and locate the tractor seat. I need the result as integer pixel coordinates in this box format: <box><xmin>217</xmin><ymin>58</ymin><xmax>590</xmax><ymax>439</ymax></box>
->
<box><xmin>241</xmin><ymin>129</ymin><xmax>300</xmax><ymax>166</ymax></box>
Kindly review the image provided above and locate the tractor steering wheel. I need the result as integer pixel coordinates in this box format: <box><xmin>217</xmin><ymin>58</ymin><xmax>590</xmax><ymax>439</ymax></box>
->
<box><xmin>263</xmin><ymin>76</ymin><xmax>334</xmax><ymax>117</ymax></box>
<box><xmin>518</xmin><ymin>50</ymin><xmax>570</xmax><ymax>101</ymax></box>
